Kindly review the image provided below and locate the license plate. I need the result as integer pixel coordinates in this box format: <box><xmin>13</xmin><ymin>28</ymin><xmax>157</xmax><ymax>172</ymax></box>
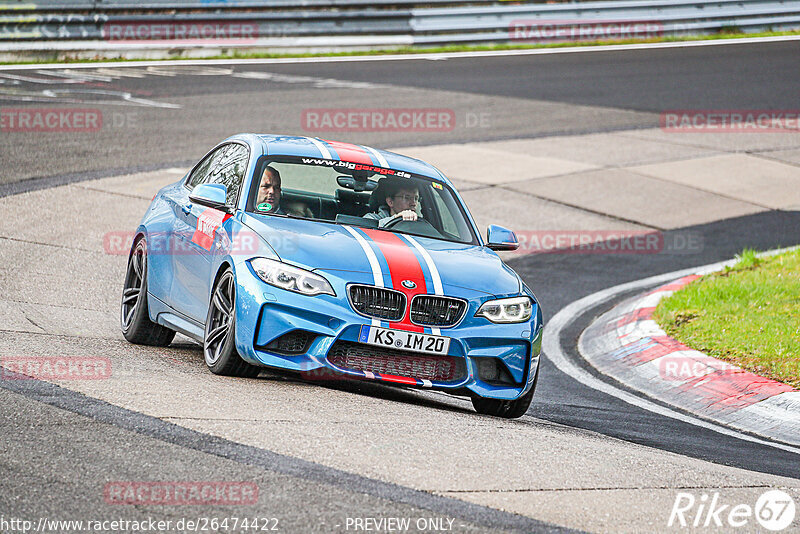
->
<box><xmin>358</xmin><ymin>325</ymin><xmax>450</xmax><ymax>356</ymax></box>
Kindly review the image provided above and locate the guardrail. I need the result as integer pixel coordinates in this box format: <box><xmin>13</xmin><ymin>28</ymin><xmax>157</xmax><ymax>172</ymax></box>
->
<box><xmin>1</xmin><ymin>0</ymin><xmax>493</xmax><ymax>10</ymax></box>
<box><xmin>412</xmin><ymin>0</ymin><xmax>800</xmax><ymax>45</ymax></box>
<box><xmin>0</xmin><ymin>0</ymin><xmax>798</xmax><ymax>57</ymax></box>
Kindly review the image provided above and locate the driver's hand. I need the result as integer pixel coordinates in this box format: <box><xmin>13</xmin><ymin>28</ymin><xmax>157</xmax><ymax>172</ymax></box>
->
<box><xmin>399</xmin><ymin>209</ymin><xmax>418</xmax><ymax>221</ymax></box>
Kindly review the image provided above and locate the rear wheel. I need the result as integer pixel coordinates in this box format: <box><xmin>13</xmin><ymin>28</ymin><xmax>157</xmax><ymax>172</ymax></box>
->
<box><xmin>471</xmin><ymin>363</ymin><xmax>539</xmax><ymax>419</ymax></box>
<box><xmin>203</xmin><ymin>269</ymin><xmax>261</xmax><ymax>378</ymax></box>
<box><xmin>121</xmin><ymin>238</ymin><xmax>175</xmax><ymax>346</ymax></box>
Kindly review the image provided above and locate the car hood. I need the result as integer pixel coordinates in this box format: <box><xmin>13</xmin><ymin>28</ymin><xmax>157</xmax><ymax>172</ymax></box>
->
<box><xmin>241</xmin><ymin>214</ymin><xmax>521</xmax><ymax>297</ymax></box>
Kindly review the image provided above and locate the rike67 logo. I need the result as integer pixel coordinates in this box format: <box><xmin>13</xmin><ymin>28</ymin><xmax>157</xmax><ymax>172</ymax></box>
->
<box><xmin>669</xmin><ymin>490</ymin><xmax>796</xmax><ymax>531</ymax></box>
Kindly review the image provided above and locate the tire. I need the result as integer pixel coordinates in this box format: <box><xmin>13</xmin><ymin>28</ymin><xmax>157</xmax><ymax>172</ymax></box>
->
<box><xmin>203</xmin><ymin>268</ymin><xmax>261</xmax><ymax>378</ymax></box>
<box><xmin>121</xmin><ymin>238</ymin><xmax>175</xmax><ymax>346</ymax></box>
<box><xmin>471</xmin><ymin>362</ymin><xmax>540</xmax><ymax>419</ymax></box>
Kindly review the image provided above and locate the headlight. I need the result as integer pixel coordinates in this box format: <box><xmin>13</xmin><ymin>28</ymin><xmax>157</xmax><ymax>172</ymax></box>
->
<box><xmin>249</xmin><ymin>258</ymin><xmax>335</xmax><ymax>296</ymax></box>
<box><xmin>476</xmin><ymin>296</ymin><xmax>533</xmax><ymax>323</ymax></box>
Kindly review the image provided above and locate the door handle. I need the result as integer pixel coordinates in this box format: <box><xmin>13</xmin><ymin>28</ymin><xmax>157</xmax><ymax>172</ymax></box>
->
<box><xmin>181</xmin><ymin>204</ymin><xmax>192</xmax><ymax>215</ymax></box>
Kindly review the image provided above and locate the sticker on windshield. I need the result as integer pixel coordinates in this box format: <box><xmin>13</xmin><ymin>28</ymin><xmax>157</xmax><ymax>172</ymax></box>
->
<box><xmin>432</xmin><ymin>182</ymin><xmax>443</xmax><ymax>190</ymax></box>
<box><xmin>256</xmin><ymin>202</ymin><xmax>273</xmax><ymax>212</ymax></box>
<box><xmin>300</xmin><ymin>158</ymin><xmax>411</xmax><ymax>178</ymax></box>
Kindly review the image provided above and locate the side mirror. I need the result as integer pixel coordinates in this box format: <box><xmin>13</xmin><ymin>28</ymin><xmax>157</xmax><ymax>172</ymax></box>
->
<box><xmin>189</xmin><ymin>183</ymin><xmax>229</xmax><ymax>212</ymax></box>
<box><xmin>486</xmin><ymin>224</ymin><xmax>519</xmax><ymax>251</ymax></box>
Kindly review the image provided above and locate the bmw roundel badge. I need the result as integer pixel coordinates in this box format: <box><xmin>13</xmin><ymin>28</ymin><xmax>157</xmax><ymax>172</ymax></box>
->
<box><xmin>401</xmin><ymin>280</ymin><xmax>416</xmax><ymax>289</ymax></box>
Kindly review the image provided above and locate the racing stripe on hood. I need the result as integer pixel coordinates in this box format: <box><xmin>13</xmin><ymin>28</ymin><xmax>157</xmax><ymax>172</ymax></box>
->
<box><xmin>361</xmin><ymin>228</ymin><xmax>426</xmax><ymax>333</ymax></box>
<box><xmin>402</xmin><ymin>234</ymin><xmax>443</xmax><ymax>335</ymax></box>
<box><xmin>362</xmin><ymin>145</ymin><xmax>389</xmax><ymax>168</ymax></box>
<box><xmin>342</xmin><ymin>225</ymin><xmax>383</xmax><ymax>327</ymax></box>
<box><xmin>322</xmin><ymin>140</ymin><xmax>373</xmax><ymax>165</ymax></box>
<box><xmin>305</xmin><ymin>137</ymin><xmax>333</xmax><ymax>159</ymax></box>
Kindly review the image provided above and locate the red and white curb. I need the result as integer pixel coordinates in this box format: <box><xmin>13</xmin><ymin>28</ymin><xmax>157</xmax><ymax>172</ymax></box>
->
<box><xmin>579</xmin><ymin>273</ymin><xmax>800</xmax><ymax>447</ymax></box>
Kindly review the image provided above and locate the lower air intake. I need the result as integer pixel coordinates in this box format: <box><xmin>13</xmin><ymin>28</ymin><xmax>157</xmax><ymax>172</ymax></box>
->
<box><xmin>264</xmin><ymin>330</ymin><xmax>314</xmax><ymax>354</ymax></box>
<box><xmin>327</xmin><ymin>341</ymin><xmax>464</xmax><ymax>382</ymax></box>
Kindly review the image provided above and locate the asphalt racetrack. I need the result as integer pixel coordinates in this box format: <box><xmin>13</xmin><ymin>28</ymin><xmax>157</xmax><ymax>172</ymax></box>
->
<box><xmin>1</xmin><ymin>39</ymin><xmax>799</xmax><ymax>533</ymax></box>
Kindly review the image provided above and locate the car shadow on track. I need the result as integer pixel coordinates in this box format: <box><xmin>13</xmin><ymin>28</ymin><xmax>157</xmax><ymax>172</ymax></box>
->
<box><xmin>163</xmin><ymin>340</ymin><xmax>477</xmax><ymax>416</ymax></box>
<box><xmin>271</xmin><ymin>369</ymin><xmax>478</xmax><ymax>416</ymax></box>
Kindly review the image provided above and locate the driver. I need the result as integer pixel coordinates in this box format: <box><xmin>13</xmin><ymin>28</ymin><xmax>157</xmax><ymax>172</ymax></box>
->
<box><xmin>256</xmin><ymin>166</ymin><xmax>313</xmax><ymax>218</ymax></box>
<box><xmin>364</xmin><ymin>177</ymin><xmax>420</xmax><ymax>227</ymax></box>
<box><xmin>256</xmin><ymin>166</ymin><xmax>285</xmax><ymax>214</ymax></box>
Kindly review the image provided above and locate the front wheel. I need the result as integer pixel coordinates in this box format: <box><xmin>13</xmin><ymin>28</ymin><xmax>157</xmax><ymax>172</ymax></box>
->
<box><xmin>203</xmin><ymin>269</ymin><xmax>261</xmax><ymax>378</ymax></box>
<box><xmin>121</xmin><ymin>238</ymin><xmax>175</xmax><ymax>346</ymax></box>
<box><xmin>471</xmin><ymin>363</ymin><xmax>539</xmax><ymax>419</ymax></box>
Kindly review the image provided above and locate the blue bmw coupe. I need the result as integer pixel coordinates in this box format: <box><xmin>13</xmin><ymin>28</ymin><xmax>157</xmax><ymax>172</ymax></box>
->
<box><xmin>121</xmin><ymin>135</ymin><xmax>542</xmax><ymax>417</ymax></box>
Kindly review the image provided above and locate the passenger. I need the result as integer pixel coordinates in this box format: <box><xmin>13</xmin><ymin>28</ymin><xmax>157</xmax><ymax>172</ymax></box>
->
<box><xmin>364</xmin><ymin>177</ymin><xmax>420</xmax><ymax>226</ymax></box>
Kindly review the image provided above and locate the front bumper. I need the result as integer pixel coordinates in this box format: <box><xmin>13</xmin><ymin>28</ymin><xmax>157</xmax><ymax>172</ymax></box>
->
<box><xmin>233</xmin><ymin>264</ymin><xmax>542</xmax><ymax>401</ymax></box>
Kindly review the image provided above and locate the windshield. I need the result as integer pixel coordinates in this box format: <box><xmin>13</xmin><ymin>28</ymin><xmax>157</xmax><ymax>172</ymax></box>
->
<box><xmin>246</xmin><ymin>156</ymin><xmax>478</xmax><ymax>245</ymax></box>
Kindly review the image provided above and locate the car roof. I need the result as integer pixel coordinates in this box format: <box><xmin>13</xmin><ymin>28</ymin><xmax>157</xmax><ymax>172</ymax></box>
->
<box><xmin>228</xmin><ymin>134</ymin><xmax>450</xmax><ymax>185</ymax></box>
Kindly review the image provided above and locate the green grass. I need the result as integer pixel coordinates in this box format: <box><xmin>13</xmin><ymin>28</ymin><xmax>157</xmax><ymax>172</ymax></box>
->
<box><xmin>2</xmin><ymin>28</ymin><xmax>800</xmax><ymax>66</ymax></box>
<box><xmin>653</xmin><ymin>248</ymin><xmax>800</xmax><ymax>389</ymax></box>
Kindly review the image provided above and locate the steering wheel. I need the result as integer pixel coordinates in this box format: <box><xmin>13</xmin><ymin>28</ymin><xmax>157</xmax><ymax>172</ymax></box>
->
<box><xmin>381</xmin><ymin>212</ymin><xmax>408</xmax><ymax>228</ymax></box>
<box><xmin>382</xmin><ymin>215</ymin><xmax>443</xmax><ymax>238</ymax></box>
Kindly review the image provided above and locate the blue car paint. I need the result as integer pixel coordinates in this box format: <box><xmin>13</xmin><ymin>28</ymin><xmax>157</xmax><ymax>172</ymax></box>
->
<box><xmin>133</xmin><ymin>134</ymin><xmax>543</xmax><ymax>401</ymax></box>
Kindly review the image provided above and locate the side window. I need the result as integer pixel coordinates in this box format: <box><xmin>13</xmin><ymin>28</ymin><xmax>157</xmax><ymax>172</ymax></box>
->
<box><xmin>432</xmin><ymin>188</ymin><xmax>458</xmax><ymax>236</ymax></box>
<box><xmin>186</xmin><ymin>151</ymin><xmax>216</xmax><ymax>190</ymax></box>
<box><xmin>204</xmin><ymin>144</ymin><xmax>249</xmax><ymax>206</ymax></box>
<box><xmin>186</xmin><ymin>143</ymin><xmax>249</xmax><ymax>206</ymax></box>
